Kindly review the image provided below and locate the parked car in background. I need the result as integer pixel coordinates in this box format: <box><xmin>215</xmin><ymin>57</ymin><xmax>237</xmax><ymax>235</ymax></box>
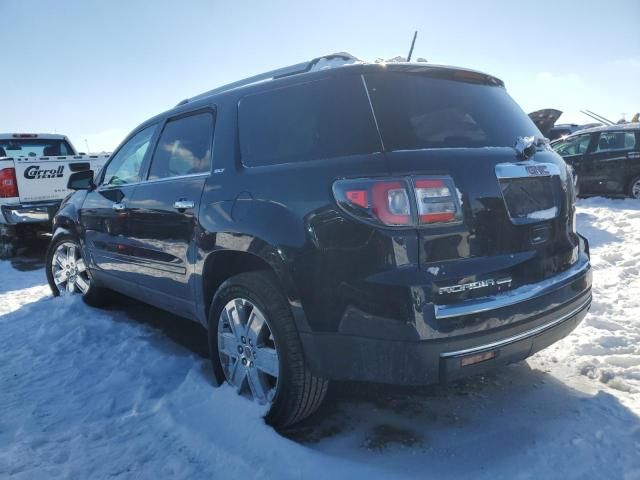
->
<box><xmin>47</xmin><ymin>54</ymin><xmax>592</xmax><ymax>428</ymax></box>
<box><xmin>0</xmin><ymin>134</ymin><xmax>109</xmax><ymax>258</ymax></box>
<box><xmin>552</xmin><ymin>123</ymin><xmax>640</xmax><ymax>198</ymax></box>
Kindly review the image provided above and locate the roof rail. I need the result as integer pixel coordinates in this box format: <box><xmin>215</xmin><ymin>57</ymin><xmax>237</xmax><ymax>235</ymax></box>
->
<box><xmin>176</xmin><ymin>53</ymin><xmax>359</xmax><ymax>107</ymax></box>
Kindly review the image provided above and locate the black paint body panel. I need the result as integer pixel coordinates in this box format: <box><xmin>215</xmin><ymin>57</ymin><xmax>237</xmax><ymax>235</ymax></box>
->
<box><xmin>53</xmin><ymin>63</ymin><xmax>593</xmax><ymax>386</ymax></box>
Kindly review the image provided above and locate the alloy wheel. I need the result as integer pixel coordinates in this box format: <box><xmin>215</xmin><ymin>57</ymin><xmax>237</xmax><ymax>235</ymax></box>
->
<box><xmin>217</xmin><ymin>298</ymin><xmax>280</xmax><ymax>404</ymax></box>
<box><xmin>632</xmin><ymin>179</ymin><xmax>640</xmax><ymax>199</ymax></box>
<box><xmin>51</xmin><ymin>241</ymin><xmax>91</xmax><ymax>295</ymax></box>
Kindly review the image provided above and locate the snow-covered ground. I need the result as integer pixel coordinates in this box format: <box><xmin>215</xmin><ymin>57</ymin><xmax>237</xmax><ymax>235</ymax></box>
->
<box><xmin>1</xmin><ymin>198</ymin><xmax>639</xmax><ymax>479</ymax></box>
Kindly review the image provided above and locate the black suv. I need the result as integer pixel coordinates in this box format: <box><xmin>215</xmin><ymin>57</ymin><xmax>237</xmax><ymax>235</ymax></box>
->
<box><xmin>47</xmin><ymin>55</ymin><xmax>592</xmax><ymax>427</ymax></box>
<box><xmin>552</xmin><ymin>123</ymin><xmax>640</xmax><ymax>198</ymax></box>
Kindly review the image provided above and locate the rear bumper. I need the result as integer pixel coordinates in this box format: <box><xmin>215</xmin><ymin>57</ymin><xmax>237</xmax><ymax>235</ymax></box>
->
<box><xmin>1</xmin><ymin>201</ymin><xmax>60</xmax><ymax>225</ymax></box>
<box><xmin>300</xmin><ymin>242</ymin><xmax>592</xmax><ymax>385</ymax></box>
<box><xmin>301</xmin><ymin>290</ymin><xmax>590</xmax><ymax>385</ymax></box>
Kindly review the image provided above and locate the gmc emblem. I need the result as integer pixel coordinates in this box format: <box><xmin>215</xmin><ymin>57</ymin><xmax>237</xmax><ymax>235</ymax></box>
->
<box><xmin>525</xmin><ymin>165</ymin><xmax>550</xmax><ymax>176</ymax></box>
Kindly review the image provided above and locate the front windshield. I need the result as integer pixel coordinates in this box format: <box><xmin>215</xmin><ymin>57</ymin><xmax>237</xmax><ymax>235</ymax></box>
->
<box><xmin>0</xmin><ymin>139</ymin><xmax>75</xmax><ymax>157</ymax></box>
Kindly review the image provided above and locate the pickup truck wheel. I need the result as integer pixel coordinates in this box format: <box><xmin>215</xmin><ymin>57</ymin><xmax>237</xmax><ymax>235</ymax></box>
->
<box><xmin>208</xmin><ymin>271</ymin><xmax>328</xmax><ymax>429</ymax></box>
<box><xmin>629</xmin><ymin>176</ymin><xmax>640</xmax><ymax>199</ymax></box>
<box><xmin>0</xmin><ymin>235</ymin><xmax>17</xmax><ymax>260</ymax></box>
<box><xmin>46</xmin><ymin>234</ymin><xmax>110</xmax><ymax>307</ymax></box>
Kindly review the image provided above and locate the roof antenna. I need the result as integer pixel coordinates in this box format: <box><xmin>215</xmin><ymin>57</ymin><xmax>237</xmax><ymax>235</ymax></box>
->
<box><xmin>406</xmin><ymin>31</ymin><xmax>418</xmax><ymax>62</ymax></box>
<box><xmin>581</xmin><ymin>110</ymin><xmax>614</xmax><ymax>126</ymax></box>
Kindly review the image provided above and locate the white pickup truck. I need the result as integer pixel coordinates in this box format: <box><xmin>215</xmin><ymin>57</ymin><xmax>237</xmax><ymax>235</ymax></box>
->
<box><xmin>0</xmin><ymin>134</ymin><xmax>109</xmax><ymax>258</ymax></box>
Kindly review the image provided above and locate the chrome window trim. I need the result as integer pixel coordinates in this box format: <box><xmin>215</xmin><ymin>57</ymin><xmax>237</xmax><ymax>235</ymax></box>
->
<box><xmin>434</xmin><ymin>255</ymin><xmax>590</xmax><ymax>319</ymax></box>
<box><xmin>98</xmin><ymin>172</ymin><xmax>210</xmax><ymax>191</ymax></box>
<box><xmin>440</xmin><ymin>294</ymin><xmax>591</xmax><ymax>358</ymax></box>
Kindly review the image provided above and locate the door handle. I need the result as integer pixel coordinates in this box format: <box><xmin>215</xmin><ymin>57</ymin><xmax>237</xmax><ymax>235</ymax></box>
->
<box><xmin>112</xmin><ymin>202</ymin><xmax>126</xmax><ymax>211</ymax></box>
<box><xmin>173</xmin><ymin>200</ymin><xmax>195</xmax><ymax>211</ymax></box>
<box><xmin>628</xmin><ymin>152</ymin><xmax>640</xmax><ymax>159</ymax></box>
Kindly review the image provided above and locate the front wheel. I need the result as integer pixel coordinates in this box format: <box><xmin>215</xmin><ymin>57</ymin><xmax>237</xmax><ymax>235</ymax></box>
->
<box><xmin>46</xmin><ymin>233</ymin><xmax>110</xmax><ymax>306</ymax></box>
<box><xmin>629</xmin><ymin>176</ymin><xmax>640</xmax><ymax>199</ymax></box>
<box><xmin>208</xmin><ymin>271</ymin><xmax>328</xmax><ymax>428</ymax></box>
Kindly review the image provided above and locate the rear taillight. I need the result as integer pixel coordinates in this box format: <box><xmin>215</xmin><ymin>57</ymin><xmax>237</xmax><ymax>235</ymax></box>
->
<box><xmin>0</xmin><ymin>167</ymin><xmax>18</xmax><ymax>198</ymax></box>
<box><xmin>414</xmin><ymin>178</ymin><xmax>458</xmax><ymax>224</ymax></box>
<box><xmin>333</xmin><ymin>176</ymin><xmax>461</xmax><ymax>227</ymax></box>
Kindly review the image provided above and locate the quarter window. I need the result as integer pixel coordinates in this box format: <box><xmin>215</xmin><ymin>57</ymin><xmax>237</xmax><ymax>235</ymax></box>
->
<box><xmin>102</xmin><ymin>125</ymin><xmax>156</xmax><ymax>186</ymax></box>
<box><xmin>148</xmin><ymin>112</ymin><xmax>214</xmax><ymax>180</ymax></box>
<box><xmin>238</xmin><ymin>76</ymin><xmax>380</xmax><ymax>167</ymax></box>
<box><xmin>594</xmin><ymin>132</ymin><xmax>636</xmax><ymax>152</ymax></box>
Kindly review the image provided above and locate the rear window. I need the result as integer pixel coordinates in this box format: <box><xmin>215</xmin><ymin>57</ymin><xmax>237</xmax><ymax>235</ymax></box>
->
<box><xmin>364</xmin><ymin>72</ymin><xmax>540</xmax><ymax>150</ymax></box>
<box><xmin>238</xmin><ymin>76</ymin><xmax>380</xmax><ymax>167</ymax></box>
<box><xmin>0</xmin><ymin>139</ymin><xmax>74</xmax><ymax>157</ymax></box>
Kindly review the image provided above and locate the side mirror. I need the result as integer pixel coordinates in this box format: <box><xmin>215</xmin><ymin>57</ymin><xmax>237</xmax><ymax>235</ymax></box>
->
<box><xmin>67</xmin><ymin>170</ymin><xmax>95</xmax><ymax>190</ymax></box>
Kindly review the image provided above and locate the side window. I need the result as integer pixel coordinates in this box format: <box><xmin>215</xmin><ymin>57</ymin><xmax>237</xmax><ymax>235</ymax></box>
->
<box><xmin>553</xmin><ymin>134</ymin><xmax>591</xmax><ymax>156</ymax></box>
<box><xmin>594</xmin><ymin>131</ymin><xmax>636</xmax><ymax>152</ymax></box>
<box><xmin>238</xmin><ymin>76</ymin><xmax>380</xmax><ymax>167</ymax></box>
<box><xmin>102</xmin><ymin>125</ymin><xmax>156</xmax><ymax>186</ymax></box>
<box><xmin>147</xmin><ymin>112</ymin><xmax>214</xmax><ymax>180</ymax></box>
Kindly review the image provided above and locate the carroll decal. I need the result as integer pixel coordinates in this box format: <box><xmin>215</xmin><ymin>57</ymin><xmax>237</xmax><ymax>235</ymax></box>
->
<box><xmin>23</xmin><ymin>165</ymin><xmax>64</xmax><ymax>179</ymax></box>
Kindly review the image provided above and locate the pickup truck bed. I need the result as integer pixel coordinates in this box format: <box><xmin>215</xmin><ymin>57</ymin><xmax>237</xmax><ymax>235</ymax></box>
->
<box><xmin>0</xmin><ymin>152</ymin><xmax>109</xmax><ymax>257</ymax></box>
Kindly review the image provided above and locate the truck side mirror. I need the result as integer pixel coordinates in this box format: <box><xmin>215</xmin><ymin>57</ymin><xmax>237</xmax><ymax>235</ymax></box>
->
<box><xmin>67</xmin><ymin>170</ymin><xmax>95</xmax><ymax>191</ymax></box>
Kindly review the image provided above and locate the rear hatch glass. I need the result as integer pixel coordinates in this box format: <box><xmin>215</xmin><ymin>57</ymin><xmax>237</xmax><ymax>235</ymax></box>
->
<box><xmin>363</xmin><ymin>71</ymin><xmax>540</xmax><ymax>150</ymax></box>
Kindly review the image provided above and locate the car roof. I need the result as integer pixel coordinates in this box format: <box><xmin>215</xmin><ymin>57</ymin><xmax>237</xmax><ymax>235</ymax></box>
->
<box><xmin>0</xmin><ymin>133</ymin><xmax>69</xmax><ymax>140</ymax></box>
<box><xmin>133</xmin><ymin>54</ymin><xmax>506</xmax><ymax>136</ymax></box>
<box><xmin>566</xmin><ymin>123</ymin><xmax>640</xmax><ymax>137</ymax></box>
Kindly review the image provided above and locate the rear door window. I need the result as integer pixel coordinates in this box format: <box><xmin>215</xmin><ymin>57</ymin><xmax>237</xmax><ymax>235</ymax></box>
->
<box><xmin>238</xmin><ymin>76</ymin><xmax>380</xmax><ymax>167</ymax></box>
<box><xmin>364</xmin><ymin>72</ymin><xmax>540</xmax><ymax>150</ymax></box>
<box><xmin>147</xmin><ymin>111</ymin><xmax>214</xmax><ymax>180</ymax></box>
<box><xmin>593</xmin><ymin>131</ymin><xmax>636</xmax><ymax>153</ymax></box>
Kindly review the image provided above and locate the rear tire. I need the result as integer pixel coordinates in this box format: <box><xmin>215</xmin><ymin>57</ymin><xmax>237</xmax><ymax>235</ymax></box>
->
<box><xmin>629</xmin><ymin>176</ymin><xmax>640</xmax><ymax>199</ymax></box>
<box><xmin>46</xmin><ymin>233</ymin><xmax>111</xmax><ymax>307</ymax></box>
<box><xmin>208</xmin><ymin>271</ymin><xmax>328</xmax><ymax>429</ymax></box>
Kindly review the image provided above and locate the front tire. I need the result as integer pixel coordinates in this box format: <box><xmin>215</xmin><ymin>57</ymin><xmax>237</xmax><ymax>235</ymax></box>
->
<box><xmin>208</xmin><ymin>271</ymin><xmax>328</xmax><ymax>428</ymax></box>
<box><xmin>629</xmin><ymin>176</ymin><xmax>640</xmax><ymax>199</ymax></box>
<box><xmin>46</xmin><ymin>233</ymin><xmax>110</xmax><ymax>307</ymax></box>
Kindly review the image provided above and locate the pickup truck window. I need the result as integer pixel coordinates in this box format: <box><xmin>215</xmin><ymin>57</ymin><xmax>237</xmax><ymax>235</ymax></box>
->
<box><xmin>148</xmin><ymin>112</ymin><xmax>214</xmax><ymax>180</ymax></box>
<box><xmin>102</xmin><ymin>125</ymin><xmax>156</xmax><ymax>186</ymax></box>
<box><xmin>0</xmin><ymin>139</ymin><xmax>74</xmax><ymax>157</ymax></box>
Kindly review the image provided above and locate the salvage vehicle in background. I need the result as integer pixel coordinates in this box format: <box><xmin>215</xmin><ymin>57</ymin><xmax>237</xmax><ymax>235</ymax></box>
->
<box><xmin>0</xmin><ymin>134</ymin><xmax>109</xmax><ymax>258</ymax></box>
<box><xmin>47</xmin><ymin>54</ymin><xmax>592</xmax><ymax>428</ymax></box>
<box><xmin>552</xmin><ymin>123</ymin><xmax>640</xmax><ymax>198</ymax></box>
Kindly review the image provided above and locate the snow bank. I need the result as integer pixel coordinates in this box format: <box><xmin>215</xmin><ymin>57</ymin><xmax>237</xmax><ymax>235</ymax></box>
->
<box><xmin>1</xmin><ymin>197</ymin><xmax>639</xmax><ymax>479</ymax></box>
<box><xmin>530</xmin><ymin>197</ymin><xmax>640</xmax><ymax>408</ymax></box>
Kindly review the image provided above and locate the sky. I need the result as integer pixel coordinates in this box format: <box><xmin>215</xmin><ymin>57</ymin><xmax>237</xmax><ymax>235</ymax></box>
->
<box><xmin>1</xmin><ymin>0</ymin><xmax>638</xmax><ymax>153</ymax></box>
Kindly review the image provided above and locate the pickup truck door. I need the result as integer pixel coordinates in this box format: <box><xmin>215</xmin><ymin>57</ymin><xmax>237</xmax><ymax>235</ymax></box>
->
<box><xmin>125</xmin><ymin>110</ymin><xmax>214</xmax><ymax>318</ymax></box>
<box><xmin>586</xmin><ymin>130</ymin><xmax>639</xmax><ymax>194</ymax></box>
<box><xmin>79</xmin><ymin>125</ymin><xmax>157</xmax><ymax>284</ymax></box>
<box><xmin>554</xmin><ymin>133</ymin><xmax>595</xmax><ymax>193</ymax></box>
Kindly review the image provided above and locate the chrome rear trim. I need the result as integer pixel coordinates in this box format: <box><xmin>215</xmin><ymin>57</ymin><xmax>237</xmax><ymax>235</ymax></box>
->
<box><xmin>434</xmin><ymin>256</ymin><xmax>590</xmax><ymax>319</ymax></box>
<box><xmin>441</xmin><ymin>294</ymin><xmax>591</xmax><ymax>358</ymax></box>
